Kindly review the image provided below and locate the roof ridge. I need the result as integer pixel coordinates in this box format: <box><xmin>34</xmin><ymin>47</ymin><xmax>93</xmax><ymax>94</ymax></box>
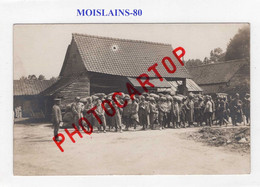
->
<box><xmin>72</xmin><ymin>33</ymin><xmax>171</xmax><ymax>46</ymax></box>
<box><xmin>187</xmin><ymin>58</ymin><xmax>248</xmax><ymax>68</ymax></box>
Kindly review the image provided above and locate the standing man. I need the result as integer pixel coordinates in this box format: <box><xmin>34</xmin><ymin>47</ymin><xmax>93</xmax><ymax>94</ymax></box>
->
<box><xmin>209</xmin><ymin>96</ymin><xmax>216</xmax><ymax>125</ymax></box>
<box><xmin>52</xmin><ymin>98</ymin><xmax>62</xmax><ymax>141</ymax></box>
<box><xmin>185</xmin><ymin>94</ymin><xmax>194</xmax><ymax>127</ymax></box>
<box><xmin>111</xmin><ymin>100</ymin><xmax>123</xmax><ymax>133</ymax></box>
<box><xmin>158</xmin><ymin>96</ymin><xmax>168</xmax><ymax>130</ymax></box>
<box><xmin>122</xmin><ymin>95</ymin><xmax>131</xmax><ymax>131</ymax></box>
<box><xmin>243</xmin><ymin>93</ymin><xmax>250</xmax><ymax>125</ymax></box>
<box><xmin>230</xmin><ymin>93</ymin><xmax>243</xmax><ymax>126</ymax></box>
<box><xmin>149</xmin><ymin>97</ymin><xmax>158</xmax><ymax>130</ymax></box>
<box><xmin>172</xmin><ymin>98</ymin><xmax>180</xmax><ymax>128</ymax></box>
<box><xmin>95</xmin><ymin>99</ymin><xmax>107</xmax><ymax>133</ymax></box>
<box><xmin>138</xmin><ymin>95</ymin><xmax>150</xmax><ymax>130</ymax></box>
<box><xmin>204</xmin><ymin>96</ymin><xmax>213</xmax><ymax>126</ymax></box>
<box><xmin>130</xmin><ymin>97</ymin><xmax>139</xmax><ymax>131</ymax></box>
<box><xmin>71</xmin><ymin>96</ymin><xmax>84</xmax><ymax>130</ymax></box>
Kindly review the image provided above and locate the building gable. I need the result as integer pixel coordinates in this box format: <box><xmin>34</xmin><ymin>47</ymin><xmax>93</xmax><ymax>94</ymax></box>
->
<box><xmin>59</xmin><ymin>39</ymin><xmax>87</xmax><ymax>77</ymax></box>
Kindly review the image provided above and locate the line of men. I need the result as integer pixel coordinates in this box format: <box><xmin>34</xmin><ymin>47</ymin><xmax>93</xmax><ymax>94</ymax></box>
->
<box><xmin>52</xmin><ymin>92</ymin><xmax>250</xmax><ymax>138</ymax></box>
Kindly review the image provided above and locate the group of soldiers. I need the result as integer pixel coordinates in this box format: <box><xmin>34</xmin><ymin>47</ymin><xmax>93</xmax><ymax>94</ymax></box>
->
<box><xmin>52</xmin><ymin>92</ymin><xmax>250</xmax><ymax>139</ymax></box>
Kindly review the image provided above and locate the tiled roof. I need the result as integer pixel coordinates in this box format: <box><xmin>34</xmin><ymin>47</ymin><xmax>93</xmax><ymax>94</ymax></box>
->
<box><xmin>14</xmin><ymin>80</ymin><xmax>56</xmax><ymax>96</ymax></box>
<box><xmin>187</xmin><ymin>59</ymin><xmax>248</xmax><ymax>85</ymax></box>
<box><xmin>40</xmin><ymin>76</ymin><xmax>77</xmax><ymax>96</ymax></box>
<box><xmin>73</xmin><ymin>33</ymin><xmax>190</xmax><ymax>78</ymax></box>
<box><xmin>186</xmin><ymin>79</ymin><xmax>203</xmax><ymax>92</ymax></box>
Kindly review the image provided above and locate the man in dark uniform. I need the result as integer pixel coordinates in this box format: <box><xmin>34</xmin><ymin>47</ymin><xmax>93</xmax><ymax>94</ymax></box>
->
<box><xmin>52</xmin><ymin>98</ymin><xmax>62</xmax><ymax>141</ymax></box>
<box><xmin>230</xmin><ymin>93</ymin><xmax>243</xmax><ymax>126</ymax></box>
<box><xmin>122</xmin><ymin>95</ymin><xmax>131</xmax><ymax>130</ymax></box>
<box><xmin>243</xmin><ymin>93</ymin><xmax>250</xmax><ymax>125</ymax></box>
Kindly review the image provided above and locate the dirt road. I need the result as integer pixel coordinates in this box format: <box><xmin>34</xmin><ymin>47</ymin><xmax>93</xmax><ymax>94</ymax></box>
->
<box><xmin>14</xmin><ymin>123</ymin><xmax>250</xmax><ymax>175</ymax></box>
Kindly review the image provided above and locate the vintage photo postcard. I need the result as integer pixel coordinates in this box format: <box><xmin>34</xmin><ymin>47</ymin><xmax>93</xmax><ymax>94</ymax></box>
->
<box><xmin>13</xmin><ymin>24</ymin><xmax>250</xmax><ymax>175</ymax></box>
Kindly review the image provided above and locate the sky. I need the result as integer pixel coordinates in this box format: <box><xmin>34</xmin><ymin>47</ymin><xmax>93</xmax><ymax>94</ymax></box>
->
<box><xmin>13</xmin><ymin>23</ymin><xmax>247</xmax><ymax>79</ymax></box>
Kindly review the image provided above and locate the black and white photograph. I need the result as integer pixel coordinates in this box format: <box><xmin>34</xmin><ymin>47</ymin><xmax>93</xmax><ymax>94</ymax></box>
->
<box><xmin>13</xmin><ymin>23</ymin><xmax>250</xmax><ymax>175</ymax></box>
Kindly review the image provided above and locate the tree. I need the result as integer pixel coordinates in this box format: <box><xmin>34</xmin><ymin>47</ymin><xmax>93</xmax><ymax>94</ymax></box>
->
<box><xmin>209</xmin><ymin>47</ymin><xmax>225</xmax><ymax>63</ymax></box>
<box><xmin>225</xmin><ymin>25</ymin><xmax>250</xmax><ymax>61</ymax></box>
<box><xmin>27</xmin><ymin>75</ymin><xmax>37</xmax><ymax>80</ymax></box>
<box><xmin>50</xmin><ymin>76</ymin><xmax>58</xmax><ymax>81</ymax></box>
<box><xmin>185</xmin><ymin>59</ymin><xmax>203</xmax><ymax>67</ymax></box>
<box><xmin>38</xmin><ymin>74</ymin><xmax>46</xmax><ymax>80</ymax></box>
<box><xmin>203</xmin><ymin>57</ymin><xmax>210</xmax><ymax>64</ymax></box>
<box><xmin>19</xmin><ymin>76</ymin><xmax>27</xmax><ymax>80</ymax></box>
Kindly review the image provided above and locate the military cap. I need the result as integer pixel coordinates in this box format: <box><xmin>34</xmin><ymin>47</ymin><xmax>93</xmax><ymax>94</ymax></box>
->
<box><xmin>75</xmin><ymin>96</ymin><xmax>81</xmax><ymax>100</ymax></box>
<box><xmin>161</xmin><ymin>96</ymin><xmax>167</xmax><ymax>101</ymax></box>
<box><xmin>142</xmin><ymin>92</ymin><xmax>148</xmax><ymax>97</ymax></box>
<box><xmin>158</xmin><ymin>93</ymin><xmax>164</xmax><ymax>97</ymax></box>
<box><xmin>149</xmin><ymin>97</ymin><xmax>155</xmax><ymax>101</ymax></box>
<box><xmin>124</xmin><ymin>95</ymin><xmax>131</xmax><ymax>100</ymax></box>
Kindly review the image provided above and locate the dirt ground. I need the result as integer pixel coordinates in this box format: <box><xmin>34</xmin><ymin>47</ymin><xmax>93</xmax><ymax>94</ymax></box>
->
<box><xmin>13</xmin><ymin>121</ymin><xmax>250</xmax><ymax>175</ymax></box>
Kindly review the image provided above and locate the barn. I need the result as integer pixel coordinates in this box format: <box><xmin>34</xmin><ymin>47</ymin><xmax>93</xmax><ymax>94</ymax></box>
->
<box><xmin>40</xmin><ymin>33</ymin><xmax>202</xmax><ymax>111</ymax></box>
<box><xmin>13</xmin><ymin>79</ymin><xmax>56</xmax><ymax>118</ymax></box>
<box><xmin>187</xmin><ymin>58</ymin><xmax>250</xmax><ymax>96</ymax></box>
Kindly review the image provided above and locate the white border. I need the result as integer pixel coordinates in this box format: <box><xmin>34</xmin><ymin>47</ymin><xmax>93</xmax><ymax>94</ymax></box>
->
<box><xmin>0</xmin><ymin>0</ymin><xmax>260</xmax><ymax>186</ymax></box>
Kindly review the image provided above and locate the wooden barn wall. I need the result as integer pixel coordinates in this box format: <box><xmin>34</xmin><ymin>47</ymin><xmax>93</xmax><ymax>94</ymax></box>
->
<box><xmin>60</xmin><ymin>39</ymin><xmax>86</xmax><ymax>77</ymax></box>
<box><xmin>55</xmin><ymin>76</ymin><xmax>90</xmax><ymax>106</ymax></box>
<box><xmin>89</xmin><ymin>73</ymin><xmax>129</xmax><ymax>94</ymax></box>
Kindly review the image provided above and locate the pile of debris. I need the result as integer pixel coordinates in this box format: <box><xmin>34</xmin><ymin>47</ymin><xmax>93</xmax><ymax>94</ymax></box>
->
<box><xmin>187</xmin><ymin>127</ymin><xmax>250</xmax><ymax>153</ymax></box>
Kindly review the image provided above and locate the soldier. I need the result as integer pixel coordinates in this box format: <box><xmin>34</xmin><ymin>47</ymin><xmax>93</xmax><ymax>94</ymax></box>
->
<box><xmin>172</xmin><ymin>98</ymin><xmax>180</xmax><ymax>128</ymax></box>
<box><xmin>130</xmin><ymin>97</ymin><xmax>139</xmax><ymax>131</ymax></box>
<box><xmin>209</xmin><ymin>96</ymin><xmax>216</xmax><ymax>125</ymax></box>
<box><xmin>180</xmin><ymin>97</ymin><xmax>187</xmax><ymax>128</ymax></box>
<box><xmin>198</xmin><ymin>96</ymin><xmax>205</xmax><ymax>126</ymax></box>
<box><xmin>95</xmin><ymin>99</ymin><xmax>107</xmax><ymax>133</ymax></box>
<box><xmin>204</xmin><ymin>96</ymin><xmax>213</xmax><ymax>126</ymax></box>
<box><xmin>82</xmin><ymin>97</ymin><xmax>94</xmax><ymax>131</ymax></box>
<box><xmin>223</xmin><ymin>96</ymin><xmax>230</xmax><ymax>126</ymax></box>
<box><xmin>158</xmin><ymin>96</ymin><xmax>168</xmax><ymax>130</ymax></box>
<box><xmin>215</xmin><ymin>96</ymin><xmax>221</xmax><ymax>125</ymax></box>
<box><xmin>104</xmin><ymin>96</ymin><xmax>113</xmax><ymax>131</ymax></box>
<box><xmin>243</xmin><ymin>93</ymin><xmax>250</xmax><ymax>125</ymax></box>
<box><xmin>193</xmin><ymin>97</ymin><xmax>200</xmax><ymax>126</ymax></box>
<box><xmin>230</xmin><ymin>93</ymin><xmax>243</xmax><ymax>126</ymax></box>
<box><xmin>122</xmin><ymin>96</ymin><xmax>131</xmax><ymax>131</ymax></box>
<box><xmin>138</xmin><ymin>95</ymin><xmax>150</xmax><ymax>130</ymax></box>
<box><xmin>185</xmin><ymin>94</ymin><xmax>194</xmax><ymax>127</ymax></box>
<box><xmin>149</xmin><ymin>97</ymin><xmax>158</xmax><ymax>130</ymax></box>
<box><xmin>165</xmin><ymin>95</ymin><xmax>173</xmax><ymax>128</ymax></box>
<box><xmin>218</xmin><ymin>97</ymin><xmax>227</xmax><ymax>126</ymax></box>
<box><xmin>52</xmin><ymin>98</ymin><xmax>62</xmax><ymax>141</ymax></box>
<box><xmin>71</xmin><ymin>96</ymin><xmax>84</xmax><ymax>130</ymax></box>
<box><xmin>110</xmin><ymin>97</ymin><xmax>123</xmax><ymax>133</ymax></box>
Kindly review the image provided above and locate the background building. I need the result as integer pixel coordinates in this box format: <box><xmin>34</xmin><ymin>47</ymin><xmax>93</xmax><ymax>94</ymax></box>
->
<box><xmin>13</xmin><ymin>79</ymin><xmax>55</xmax><ymax>118</ymax></box>
<box><xmin>187</xmin><ymin>58</ymin><xmax>250</xmax><ymax>96</ymax></box>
